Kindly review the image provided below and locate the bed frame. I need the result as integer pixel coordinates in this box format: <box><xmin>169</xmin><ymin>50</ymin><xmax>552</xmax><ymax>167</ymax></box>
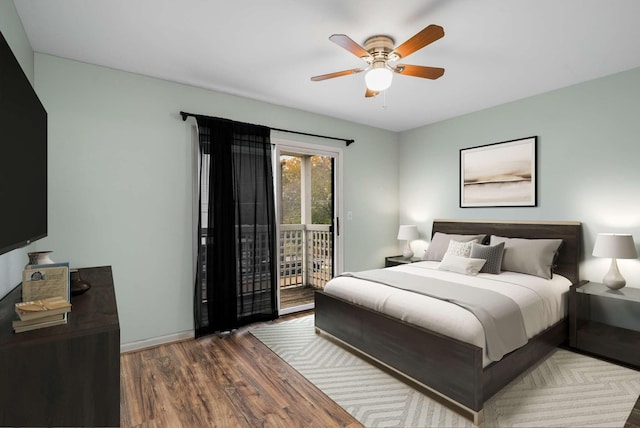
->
<box><xmin>315</xmin><ymin>219</ymin><xmax>581</xmax><ymax>424</ymax></box>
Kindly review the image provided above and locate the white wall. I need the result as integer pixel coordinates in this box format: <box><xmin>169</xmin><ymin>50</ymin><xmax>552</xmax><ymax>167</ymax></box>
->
<box><xmin>0</xmin><ymin>1</ymin><xmax>35</xmax><ymax>298</ymax></box>
<box><xmin>33</xmin><ymin>53</ymin><xmax>399</xmax><ymax>345</ymax></box>
<box><xmin>398</xmin><ymin>67</ymin><xmax>640</xmax><ymax>287</ymax></box>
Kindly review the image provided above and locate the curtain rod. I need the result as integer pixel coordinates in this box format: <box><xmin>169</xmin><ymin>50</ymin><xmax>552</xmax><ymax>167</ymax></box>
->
<box><xmin>180</xmin><ymin>111</ymin><xmax>355</xmax><ymax>147</ymax></box>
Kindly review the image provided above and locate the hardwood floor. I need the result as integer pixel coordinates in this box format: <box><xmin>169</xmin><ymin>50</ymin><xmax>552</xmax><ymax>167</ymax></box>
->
<box><xmin>120</xmin><ymin>311</ymin><xmax>361</xmax><ymax>428</ymax></box>
<box><xmin>121</xmin><ymin>311</ymin><xmax>640</xmax><ymax>427</ymax></box>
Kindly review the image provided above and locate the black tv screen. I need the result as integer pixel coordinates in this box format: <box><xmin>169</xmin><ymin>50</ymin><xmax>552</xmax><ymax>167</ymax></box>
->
<box><xmin>0</xmin><ymin>30</ymin><xmax>47</xmax><ymax>256</ymax></box>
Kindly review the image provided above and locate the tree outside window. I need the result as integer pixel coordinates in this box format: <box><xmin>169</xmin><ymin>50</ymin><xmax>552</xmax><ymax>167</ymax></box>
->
<box><xmin>280</xmin><ymin>155</ymin><xmax>332</xmax><ymax>225</ymax></box>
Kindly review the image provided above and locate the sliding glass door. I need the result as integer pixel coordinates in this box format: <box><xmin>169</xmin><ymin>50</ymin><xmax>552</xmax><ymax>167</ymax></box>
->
<box><xmin>274</xmin><ymin>140</ymin><xmax>342</xmax><ymax>315</ymax></box>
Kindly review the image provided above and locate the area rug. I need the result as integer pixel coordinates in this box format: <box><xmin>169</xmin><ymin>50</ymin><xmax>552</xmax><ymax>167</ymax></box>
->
<box><xmin>250</xmin><ymin>315</ymin><xmax>640</xmax><ymax>427</ymax></box>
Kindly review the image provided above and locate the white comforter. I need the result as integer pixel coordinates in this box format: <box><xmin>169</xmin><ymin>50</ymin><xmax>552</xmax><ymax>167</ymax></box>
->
<box><xmin>323</xmin><ymin>261</ymin><xmax>571</xmax><ymax>367</ymax></box>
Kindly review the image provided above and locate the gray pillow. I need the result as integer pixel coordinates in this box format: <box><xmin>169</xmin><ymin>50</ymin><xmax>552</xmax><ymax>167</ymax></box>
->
<box><xmin>424</xmin><ymin>232</ymin><xmax>486</xmax><ymax>261</ymax></box>
<box><xmin>489</xmin><ymin>236</ymin><xmax>563</xmax><ymax>279</ymax></box>
<box><xmin>470</xmin><ymin>242</ymin><xmax>505</xmax><ymax>274</ymax></box>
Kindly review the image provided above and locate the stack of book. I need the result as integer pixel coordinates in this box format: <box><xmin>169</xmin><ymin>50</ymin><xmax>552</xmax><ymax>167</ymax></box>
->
<box><xmin>13</xmin><ymin>296</ymin><xmax>72</xmax><ymax>333</ymax></box>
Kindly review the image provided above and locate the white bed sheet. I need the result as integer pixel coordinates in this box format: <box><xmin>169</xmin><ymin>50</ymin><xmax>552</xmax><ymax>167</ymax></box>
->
<box><xmin>323</xmin><ymin>261</ymin><xmax>571</xmax><ymax>367</ymax></box>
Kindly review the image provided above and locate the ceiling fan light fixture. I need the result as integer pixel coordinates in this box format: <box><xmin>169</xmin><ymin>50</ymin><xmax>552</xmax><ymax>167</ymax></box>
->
<box><xmin>311</xmin><ymin>25</ymin><xmax>445</xmax><ymax>97</ymax></box>
<box><xmin>365</xmin><ymin>62</ymin><xmax>393</xmax><ymax>91</ymax></box>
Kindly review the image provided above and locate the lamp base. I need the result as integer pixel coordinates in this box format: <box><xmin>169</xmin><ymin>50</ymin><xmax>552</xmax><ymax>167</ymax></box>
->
<box><xmin>402</xmin><ymin>241</ymin><xmax>413</xmax><ymax>259</ymax></box>
<box><xmin>603</xmin><ymin>258</ymin><xmax>626</xmax><ymax>290</ymax></box>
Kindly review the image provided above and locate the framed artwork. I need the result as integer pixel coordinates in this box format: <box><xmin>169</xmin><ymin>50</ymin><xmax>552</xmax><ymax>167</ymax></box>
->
<box><xmin>460</xmin><ymin>136</ymin><xmax>537</xmax><ymax>207</ymax></box>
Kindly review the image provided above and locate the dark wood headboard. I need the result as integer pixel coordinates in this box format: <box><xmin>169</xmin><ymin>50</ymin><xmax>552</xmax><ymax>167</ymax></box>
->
<box><xmin>432</xmin><ymin>219</ymin><xmax>582</xmax><ymax>285</ymax></box>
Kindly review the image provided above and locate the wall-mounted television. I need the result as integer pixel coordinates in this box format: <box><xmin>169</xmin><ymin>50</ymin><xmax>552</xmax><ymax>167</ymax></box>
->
<box><xmin>0</xmin><ymin>30</ymin><xmax>47</xmax><ymax>256</ymax></box>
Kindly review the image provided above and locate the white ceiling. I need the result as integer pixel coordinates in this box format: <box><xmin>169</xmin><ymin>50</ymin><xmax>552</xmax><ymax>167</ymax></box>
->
<box><xmin>13</xmin><ymin>0</ymin><xmax>640</xmax><ymax>132</ymax></box>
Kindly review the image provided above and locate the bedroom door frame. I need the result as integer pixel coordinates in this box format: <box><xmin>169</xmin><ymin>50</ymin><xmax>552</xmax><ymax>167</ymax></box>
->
<box><xmin>273</xmin><ymin>137</ymin><xmax>344</xmax><ymax>315</ymax></box>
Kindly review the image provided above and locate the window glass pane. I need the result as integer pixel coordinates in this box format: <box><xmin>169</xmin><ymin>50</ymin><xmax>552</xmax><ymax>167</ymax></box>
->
<box><xmin>311</xmin><ymin>155</ymin><xmax>331</xmax><ymax>225</ymax></box>
<box><xmin>280</xmin><ymin>155</ymin><xmax>301</xmax><ymax>224</ymax></box>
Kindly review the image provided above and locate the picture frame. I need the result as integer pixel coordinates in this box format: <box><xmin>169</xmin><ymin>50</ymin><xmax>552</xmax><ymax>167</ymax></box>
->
<box><xmin>460</xmin><ymin>136</ymin><xmax>537</xmax><ymax>207</ymax></box>
<box><xmin>22</xmin><ymin>262</ymin><xmax>70</xmax><ymax>302</ymax></box>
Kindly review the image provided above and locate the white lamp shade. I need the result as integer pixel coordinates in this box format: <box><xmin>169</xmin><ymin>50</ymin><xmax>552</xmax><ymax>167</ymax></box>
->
<box><xmin>592</xmin><ymin>233</ymin><xmax>638</xmax><ymax>259</ymax></box>
<box><xmin>365</xmin><ymin>66</ymin><xmax>393</xmax><ymax>91</ymax></box>
<box><xmin>397</xmin><ymin>225</ymin><xmax>419</xmax><ymax>241</ymax></box>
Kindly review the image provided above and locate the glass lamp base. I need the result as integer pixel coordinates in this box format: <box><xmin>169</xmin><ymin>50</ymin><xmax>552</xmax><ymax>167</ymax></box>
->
<box><xmin>402</xmin><ymin>241</ymin><xmax>413</xmax><ymax>259</ymax></box>
<box><xmin>603</xmin><ymin>258</ymin><xmax>626</xmax><ymax>290</ymax></box>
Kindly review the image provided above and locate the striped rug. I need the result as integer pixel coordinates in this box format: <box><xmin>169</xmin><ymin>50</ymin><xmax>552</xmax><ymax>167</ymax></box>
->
<box><xmin>250</xmin><ymin>315</ymin><xmax>640</xmax><ymax>427</ymax></box>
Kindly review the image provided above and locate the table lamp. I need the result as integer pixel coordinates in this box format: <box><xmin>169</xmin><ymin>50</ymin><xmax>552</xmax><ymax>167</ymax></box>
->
<box><xmin>592</xmin><ymin>233</ymin><xmax>637</xmax><ymax>289</ymax></box>
<box><xmin>397</xmin><ymin>225</ymin><xmax>419</xmax><ymax>259</ymax></box>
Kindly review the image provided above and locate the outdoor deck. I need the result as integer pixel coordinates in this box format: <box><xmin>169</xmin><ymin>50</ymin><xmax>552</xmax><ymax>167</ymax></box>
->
<box><xmin>280</xmin><ymin>285</ymin><xmax>316</xmax><ymax>309</ymax></box>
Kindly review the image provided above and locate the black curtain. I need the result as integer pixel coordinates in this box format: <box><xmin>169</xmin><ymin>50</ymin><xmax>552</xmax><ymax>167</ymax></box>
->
<box><xmin>194</xmin><ymin>116</ymin><xmax>277</xmax><ymax>337</ymax></box>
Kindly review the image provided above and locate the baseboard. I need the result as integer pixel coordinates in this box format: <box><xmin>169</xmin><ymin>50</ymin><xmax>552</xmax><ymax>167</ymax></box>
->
<box><xmin>279</xmin><ymin>302</ymin><xmax>314</xmax><ymax>316</ymax></box>
<box><xmin>120</xmin><ymin>330</ymin><xmax>194</xmax><ymax>353</ymax></box>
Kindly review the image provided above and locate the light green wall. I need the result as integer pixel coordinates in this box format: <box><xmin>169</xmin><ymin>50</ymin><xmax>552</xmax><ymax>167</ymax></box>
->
<box><xmin>398</xmin><ymin>67</ymin><xmax>640</xmax><ymax>286</ymax></box>
<box><xmin>0</xmin><ymin>1</ymin><xmax>34</xmax><ymax>297</ymax></box>
<box><xmin>0</xmin><ymin>1</ymin><xmax>32</xmax><ymax>83</ymax></box>
<box><xmin>8</xmin><ymin>5</ymin><xmax>640</xmax><ymax>345</ymax></box>
<box><xmin>33</xmin><ymin>53</ymin><xmax>399</xmax><ymax>344</ymax></box>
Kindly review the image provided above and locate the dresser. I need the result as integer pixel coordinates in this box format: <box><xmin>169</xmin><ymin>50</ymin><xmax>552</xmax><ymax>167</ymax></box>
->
<box><xmin>0</xmin><ymin>266</ymin><xmax>120</xmax><ymax>427</ymax></box>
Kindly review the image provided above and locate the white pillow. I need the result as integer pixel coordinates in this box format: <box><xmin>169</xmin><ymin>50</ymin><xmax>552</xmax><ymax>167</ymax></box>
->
<box><xmin>438</xmin><ymin>253</ymin><xmax>486</xmax><ymax>276</ymax></box>
<box><xmin>445</xmin><ymin>240</ymin><xmax>475</xmax><ymax>258</ymax></box>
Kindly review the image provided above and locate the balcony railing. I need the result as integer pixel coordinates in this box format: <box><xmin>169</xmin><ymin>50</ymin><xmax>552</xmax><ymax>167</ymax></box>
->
<box><xmin>280</xmin><ymin>224</ymin><xmax>333</xmax><ymax>289</ymax></box>
<box><xmin>200</xmin><ymin>224</ymin><xmax>333</xmax><ymax>298</ymax></box>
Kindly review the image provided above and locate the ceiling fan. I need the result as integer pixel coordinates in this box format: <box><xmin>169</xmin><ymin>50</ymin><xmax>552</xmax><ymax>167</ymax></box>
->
<box><xmin>311</xmin><ymin>25</ymin><xmax>445</xmax><ymax>97</ymax></box>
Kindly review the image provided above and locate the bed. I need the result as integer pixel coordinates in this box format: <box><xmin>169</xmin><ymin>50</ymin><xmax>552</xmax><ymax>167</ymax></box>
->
<box><xmin>314</xmin><ymin>219</ymin><xmax>581</xmax><ymax>424</ymax></box>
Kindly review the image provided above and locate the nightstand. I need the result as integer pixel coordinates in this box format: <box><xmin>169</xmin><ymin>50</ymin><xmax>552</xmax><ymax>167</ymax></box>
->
<box><xmin>385</xmin><ymin>255</ymin><xmax>422</xmax><ymax>267</ymax></box>
<box><xmin>569</xmin><ymin>281</ymin><xmax>640</xmax><ymax>368</ymax></box>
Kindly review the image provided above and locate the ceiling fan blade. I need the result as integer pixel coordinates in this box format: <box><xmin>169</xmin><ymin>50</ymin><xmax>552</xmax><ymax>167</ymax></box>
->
<box><xmin>311</xmin><ymin>68</ymin><xmax>364</xmax><ymax>81</ymax></box>
<box><xmin>365</xmin><ymin>88</ymin><xmax>379</xmax><ymax>98</ymax></box>
<box><xmin>329</xmin><ymin>34</ymin><xmax>372</xmax><ymax>60</ymax></box>
<box><xmin>391</xmin><ymin>25</ymin><xmax>445</xmax><ymax>59</ymax></box>
<box><xmin>395</xmin><ymin>64</ymin><xmax>445</xmax><ymax>79</ymax></box>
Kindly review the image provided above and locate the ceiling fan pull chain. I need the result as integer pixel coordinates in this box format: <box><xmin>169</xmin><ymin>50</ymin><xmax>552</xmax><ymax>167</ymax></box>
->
<box><xmin>382</xmin><ymin>90</ymin><xmax>388</xmax><ymax>110</ymax></box>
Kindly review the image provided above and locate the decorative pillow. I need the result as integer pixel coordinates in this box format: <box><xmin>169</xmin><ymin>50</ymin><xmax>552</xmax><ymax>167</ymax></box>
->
<box><xmin>423</xmin><ymin>233</ymin><xmax>486</xmax><ymax>261</ymax></box>
<box><xmin>489</xmin><ymin>236</ymin><xmax>563</xmax><ymax>279</ymax></box>
<box><xmin>438</xmin><ymin>253</ymin><xmax>486</xmax><ymax>276</ymax></box>
<box><xmin>469</xmin><ymin>242</ymin><xmax>505</xmax><ymax>274</ymax></box>
<box><xmin>446</xmin><ymin>240</ymin><xmax>475</xmax><ymax>258</ymax></box>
